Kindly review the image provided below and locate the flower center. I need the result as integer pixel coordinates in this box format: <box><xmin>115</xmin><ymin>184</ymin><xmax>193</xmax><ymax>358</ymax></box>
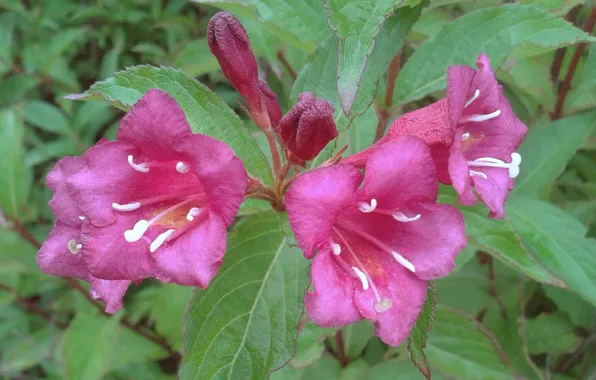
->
<box><xmin>467</xmin><ymin>152</ymin><xmax>521</xmax><ymax>179</ymax></box>
<box><xmin>459</xmin><ymin>88</ymin><xmax>501</xmax><ymax>123</ymax></box>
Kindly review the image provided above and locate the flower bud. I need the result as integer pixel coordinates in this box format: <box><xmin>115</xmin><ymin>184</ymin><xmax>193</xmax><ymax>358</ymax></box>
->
<box><xmin>207</xmin><ymin>12</ymin><xmax>263</xmax><ymax>117</ymax></box>
<box><xmin>259</xmin><ymin>80</ymin><xmax>282</xmax><ymax>127</ymax></box>
<box><xmin>277</xmin><ymin>92</ymin><xmax>338</xmax><ymax>163</ymax></box>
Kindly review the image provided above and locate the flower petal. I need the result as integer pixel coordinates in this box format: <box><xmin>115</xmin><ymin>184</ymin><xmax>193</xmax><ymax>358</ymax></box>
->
<box><xmin>82</xmin><ymin>215</ymin><xmax>157</xmax><ymax>281</ymax></box>
<box><xmin>448</xmin><ymin>130</ymin><xmax>477</xmax><ymax>206</ymax></box>
<box><xmin>286</xmin><ymin>165</ymin><xmax>362</xmax><ymax>258</ymax></box>
<box><xmin>47</xmin><ymin>157</ymin><xmax>85</xmax><ymax>227</ymax></box>
<box><xmin>37</xmin><ymin>221</ymin><xmax>89</xmax><ymax>279</ymax></box>
<box><xmin>153</xmin><ymin>211</ymin><xmax>227</xmax><ymax>288</ymax></box>
<box><xmin>471</xmin><ymin>167</ymin><xmax>512</xmax><ymax>219</ymax></box>
<box><xmin>117</xmin><ymin>89</ymin><xmax>192</xmax><ymax>161</ymax></box>
<box><xmin>178</xmin><ymin>134</ymin><xmax>247</xmax><ymax>226</ymax></box>
<box><xmin>305</xmin><ymin>250</ymin><xmax>362</xmax><ymax>327</ymax></box>
<box><xmin>446</xmin><ymin>63</ymin><xmax>476</xmax><ymax>126</ymax></box>
<box><xmin>352</xmin><ymin>252</ymin><xmax>428</xmax><ymax>346</ymax></box>
<box><xmin>89</xmin><ymin>278</ymin><xmax>131</xmax><ymax>314</ymax></box>
<box><xmin>360</xmin><ymin>136</ymin><xmax>438</xmax><ymax>209</ymax></box>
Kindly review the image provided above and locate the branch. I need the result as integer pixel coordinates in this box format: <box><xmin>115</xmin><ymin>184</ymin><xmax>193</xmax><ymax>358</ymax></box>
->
<box><xmin>276</xmin><ymin>49</ymin><xmax>297</xmax><ymax>80</ymax></box>
<box><xmin>0</xmin><ymin>283</ymin><xmax>67</xmax><ymax>328</ymax></box>
<box><xmin>552</xmin><ymin>6</ymin><xmax>596</xmax><ymax>120</ymax></box>
<box><xmin>335</xmin><ymin>330</ymin><xmax>350</xmax><ymax>367</ymax></box>
<box><xmin>374</xmin><ymin>52</ymin><xmax>401</xmax><ymax>143</ymax></box>
<box><xmin>550</xmin><ymin>5</ymin><xmax>582</xmax><ymax>85</ymax></box>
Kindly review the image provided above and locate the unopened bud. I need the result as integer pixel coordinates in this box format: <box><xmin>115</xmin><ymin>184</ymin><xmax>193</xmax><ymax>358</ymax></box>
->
<box><xmin>276</xmin><ymin>92</ymin><xmax>338</xmax><ymax>163</ymax></box>
<box><xmin>207</xmin><ymin>12</ymin><xmax>262</xmax><ymax>116</ymax></box>
<box><xmin>259</xmin><ymin>80</ymin><xmax>282</xmax><ymax>127</ymax></box>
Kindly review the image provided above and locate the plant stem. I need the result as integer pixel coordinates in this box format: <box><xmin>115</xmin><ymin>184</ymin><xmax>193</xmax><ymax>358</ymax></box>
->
<box><xmin>0</xmin><ymin>283</ymin><xmax>67</xmax><ymax>328</ymax></box>
<box><xmin>552</xmin><ymin>5</ymin><xmax>596</xmax><ymax>120</ymax></box>
<box><xmin>265</xmin><ymin>129</ymin><xmax>282</xmax><ymax>176</ymax></box>
<box><xmin>550</xmin><ymin>5</ymin><xmax>582</xmax><ymax>85</ymax></box>
<box><xmin>276</xmin><ymin>49</ymin><xmax>297</xmax><ymax>80</ymax></box>
<box><xmin>335</xmin><ymin>330</ymin><xmax>350</xmax><ymax>367</ymax></box>
<box><xmin>374</xmin><ymin>53</ymin><xmax>401</xmax><ymax>143</ymax></box>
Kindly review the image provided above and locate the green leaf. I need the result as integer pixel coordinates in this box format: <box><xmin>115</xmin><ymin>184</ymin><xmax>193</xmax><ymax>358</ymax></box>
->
<box><xmin>0</xmin><ymin>74</ymin><xmax>41</xmax><ymax>105</ymax></box>
<box><xmin>439</xmin><ymin>188</ymin><xmax>564</xmax><ymax>287</ymax></box>
<box><xmin>525</xmin><ymin>312</ymin><xmax>580</xmax><ymax>355</ymax></box>
<box><xmin>0</xmin><ymin>13</ymin><xmax>15</xmax><ymax>75</ymax></box>
<box><xmin>271</xmin><ymin>355</ymin><xmax>342</xmax><ymax>380</ymax></box>
<box><xmin>340</xmin><ymin>359</ymin><xmax>370</xmax><ymax>379</ymax></box>
<box><xmin>506</xmin><ymin>196</ymin><xmax>596</xmax><ymax>307</ymax></box>
<box><xmin>349</xmin><ymin>3</ymin><xmax>423</xmax><ymax>116</ymax></box>
<box><xmin>1</xmin><ymin>329</ymin><xmax>58</xmax><ymax>375</ymax></box>
<box><xmin>173</xmin><ymin>39</ymin><xmax>220</xmax><ymax>77</ymax></box>
<box><xmin>426</xmin><ymin>306</ymin><xmax>511</xmax><ymax>379</ymax></box>
<box><xmin>180</xmin><ymin>212</ymin><xmax>311</xmax><ymax>380</ymax></box>
<box><xmin>42</xmin><ymin>28</ymin><xmax>88</xmax><ymax>71</ymax></box>
<box><xmin>191</xmin><ymin>0</ymin><xmax>329</xmax><ymax>51</ymax></box>
<box><xmin>0</xmin><ymin>229</ymin><xmax>38</xmax><ymax>274</ymax></box>
<box><xmin>291</xmin><ymin>321</ymin><xmax>336</xmax><ymax>368</ymax></box>
<box><xmin>324</xmin><ymin>0</ymin><xmax>400</xmax><ymax>114</ymax></box>
<box><xmin>393</xmin><ymin>4</ymin><xmax>596</xmax><ymax>105</ymax></box>
<box><xmin>23</xmin><ymin>100</ymin><xmax>71</xmax><ymax>135</ymax></box>
<box><xmin>66</xmin><ymin>65</ymin><xmax>273</xmax><ymax>185</ymax></box>
<box><xmin>408</xmin><ymin>282</ymin><xmax>436</xmax><ymax>380</ymax></box>
<box><xmin>151</xmin><ymin>284</ymin><xmax>193</xmax><ymax>351</ymax></box>
<box><xmin>514</xmin><ymin>111</ymin><xmax>596</xmax><ymax>198</ymax></box>
<box><xmin>341</xmin><ymin>320</ymin><xmax>375</xmax><ymax>360</ymax></box>
<box><xmin>370</xmin><ymin>358</ymin><xmax>434</xmax><ymax>379</ymax></box>
<box><xmin>61</xmin><ymin>314</ymin><xmax>167</xmax><ymax>380</ymax></box>
<box><xmin>0</xmin><ymin>108</ymin><xmax>32</xmax><ymax>218</ymax></box>
<box><xmin>543</xmin><ymin>285</ymin><xmax>596</xmax><ymax>329</ymax></box>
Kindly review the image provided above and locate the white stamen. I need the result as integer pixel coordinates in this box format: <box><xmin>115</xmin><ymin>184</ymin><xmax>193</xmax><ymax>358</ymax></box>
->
<box><xmin>468</xmin><ymin>152</ymin><xmax>521</xmax><ymax>179</ymax></box>
<box><xmin>186</xmin><ymin>207</ymin><xmax>201</xmax><ymax>221</ymax></box>
<box><xmin>150</xmin><ymin>229</ymin><xmax>176</xmax><ymax>252</ymax></box>
<box><xmin>331</xmin><ymin>243</ymin><xmax>341</xmax><ymax>255</ymax></box>
<box><xmin>469</xmin><ymin>170</ymin><xmax>488</xmax><ymax>179</ymax></box>
<box><xmin>176</xmin><ymin>162</ymin><xmax>190</xmax><ymax>174</ymax></box>
<box><xmin>466</xmin><ymin>109</ymin><xmax>501</xmax><ymax>123</ymax></box>
<box><xmin>358</xmin><ymin>198</ymin><xmax>377</xmax><ymax>213</ymax></box>
<box><xmin>112</xmin><ymin>202</ymin><xmax>141</xmax><ymax>211</ymax></box>
<box><xmin>78</xmin><ymin>216</ymin><xmax>86</xmax><ymax>221</ymax></box>
<box><xmin>393</xmin><ymin>211</ymin><xmax>421</xmax><ymax>223</ymax></box>
<box><xmin>352</xmin><ymin>267</ymin><xmax>369</xmax><ymax>290</ymax></box>
<box><xmin>391</xmin><ymin>251</ymin><xmax>416</xmax><ymax>273</ymax></box>
<box><xmin>462</xmin><ymin>132</ymin><xmax>470</xmax><ymax>141</ymax></box>
<box><xmin>128</xmin><ymin>155</ymin><xmax>149</xmax><ymax>173</ymax></box>
<box><xmin>67</xmin><ymin>239</ymin><xmax>80</xmax><ymax>254</ymax></box>
<box><xmin>374</xmin><ymin>298</ymin><xmax>393</xmax><ymax>313</ymax></box>
<box><xmin>464</xmin><ymin>89</ymin><xmax>480</xmax><ymax>108</ymax></box>
<box><xmin>124</xmin><ymin>220</ymin><xmax>149</xmax><ymax>243</ymax></box>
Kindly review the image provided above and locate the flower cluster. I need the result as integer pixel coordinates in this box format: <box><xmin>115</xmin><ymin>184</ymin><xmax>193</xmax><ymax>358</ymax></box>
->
<box><xmin>37</xmin><ymin>11</ymin><xmax>527</xmax><ymax>348</ymax></box>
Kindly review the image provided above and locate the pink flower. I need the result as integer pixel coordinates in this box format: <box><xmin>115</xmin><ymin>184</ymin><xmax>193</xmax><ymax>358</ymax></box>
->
<box><xmin>344</xmin><ymin>53</ymin><xmax>527</xmax><ymax>218</ymax></box>
<box><xmin>277</xmin><ymin>92</ymin><xmax>338</xmax><ymax>164</ymax></box>
<box><xmin>37</xmin><ymin>89</ymin><xmax>247</xmax><ymax>312</ymax></box>
<box><xmin>285</xmin><ymin>137</ymin><xmax>466</xmax><ymax>346</ymax></box>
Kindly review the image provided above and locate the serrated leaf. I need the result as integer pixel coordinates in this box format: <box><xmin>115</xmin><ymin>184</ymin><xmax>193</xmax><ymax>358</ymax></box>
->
<box><xmin>0</xmin><ymin>108</ymin><xmax>32</xmax><ymax>218</ymax></box>
<box><xmin>180</xmin><ymin>212</ymin><xmax>311</xmax><ymax>380</ymax></box>
<box><xmin>66</xmin><ymin>65</ymin><xmax>273</xmax><ymax>185</ymax></box>
<box><xmin>393</xmin><ymin>4</ymin><xmax>596</xmax><ymax>105</ymax></box>
<box><xmin>324</xmin><ymin>0</ymin><xmax>400</xmax><ymax>114</ymax></box>
<box><xmin>408</xmin><ymin>282</ymin><xmax>436</xmax><ymax>380</ymax></box>
<box><xmin>514</xmin><ymin>111</ymin><xmax>596</xmax><ymax>198</ymax></box>
<box><xmin>439</xmin><ymin>188</ymin><xmax>564</xmax><ymax>287</ymax></box>
<box><xmin>426</xmin><ymin>306</ymin><xmax>511</xmax><ymax>379</ymax></box>
<box><xmin>506</xmin><ymin>196</ymin><xmax>596</xmax><ymax>307</ymax></box>
<box><xmin>191</xmin><ymin>0</ymin><xmax>328</xmax><ymax>51</ymax></box>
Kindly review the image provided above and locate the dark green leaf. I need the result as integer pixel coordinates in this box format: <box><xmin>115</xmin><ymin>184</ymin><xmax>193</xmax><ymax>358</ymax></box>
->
<box><xmin>180</xmin><ymin>212</ymin><xmax>311</xmax><ymax>380</ymax></box>
<box><xmin>408</xmin><ymin>282</ymin><xmax>436</xmax><ymax>380</ymax></box>
<box><xmin>525</xmin><ymin>312</ymin><xmax>580</xmax><ymax>355</ymax></box>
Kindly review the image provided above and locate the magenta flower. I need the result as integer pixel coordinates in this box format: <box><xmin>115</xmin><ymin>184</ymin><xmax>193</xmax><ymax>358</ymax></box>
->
<box><xmin>37</xmin><ymin>89</ymin><xmax>247</xmax><ymax>312</ymax></box>
<box><xmin>345</xmin><ymin>54</ymin><xmax>527</xmax><ymax>218</ymax></box>
<box><xmin>277</xmin><ymin>92</ymin><xmax>338</xmax><ymax>164</ymax></box>
<box><xmin>285</xmin><ymin>137</ymin><xmax>466</xmax><ymax>346</ymax></box>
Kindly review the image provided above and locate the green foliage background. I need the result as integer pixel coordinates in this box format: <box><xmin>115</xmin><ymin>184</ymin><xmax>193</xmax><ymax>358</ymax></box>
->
<box><xmin>1</xmin><ymin>0</ymin><xmax>596</xmax><ymax>379</ymax></box>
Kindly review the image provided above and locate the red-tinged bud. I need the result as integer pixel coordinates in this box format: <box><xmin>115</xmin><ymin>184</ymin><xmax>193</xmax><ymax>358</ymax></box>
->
<box><xmin>207</xmin><ymin>12</ymin><xmax>263</xmax><ymax>117</ymax></box>
<box><xmin>277</xmin><ymin>92</ymin><xmax>338</xmax><ymax>163</ymax></box>
<box><xmin>259</xmin><ymin>80</ymin><xmax>282</xmax><ymax>127</ymax></box>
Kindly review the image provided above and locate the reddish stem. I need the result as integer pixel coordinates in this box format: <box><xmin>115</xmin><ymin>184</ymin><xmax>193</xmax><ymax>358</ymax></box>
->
<box><xmin>265</xmin><ymin>129</ymin><xmax>282</xmax><ymax>176</ymax></box>
<box><xmin>276</xmin><ymin>49</ymin><xmax>297</xmax><ymax>80</ymax></box>
<box><xmin>0</xmin><ymin>283</ymin><xmax>67</xmax><ymax>328</ymax></box>
<box><xmin>335</xmin><ymin>330</ymin><xmax>350</xmax><ymax>367</ymax></box>
<box><xmin>375</xmin><ymin>53</ymin><xmax>401</xmax><ymax>143</ymax></box>
<box><xmin>552</xmin><ymin>6</ymin><xmax>596</xmax><ymax>120</ymax></box>
<box><xmin>550</xmin><ymin>6</ymin><xmax>582</xmax><ymax>84</ymax></box>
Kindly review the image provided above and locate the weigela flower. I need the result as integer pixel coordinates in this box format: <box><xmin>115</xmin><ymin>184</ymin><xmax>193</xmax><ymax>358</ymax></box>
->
<box><xmin>277</xmin><ymin>92</ymin><xmax>338</xmax><ymax>164</ymax></box>
<box><xmin>37</xmin><ymin>89</ymin><xmax>247</xmax><ymax>312</ymax></box>
<box><xmin>285</xmin><ymin>137</ymin><xmax>466</xmax><ymax>346</ymax></box>
<box><xmin>207</xmin><ymin>12</ymin><xmax>281</xmax><ymax>129</ymax></box>
<box><xmin>344</xmin><ymin>53</ymin><xmax>527</xmax><ymax>218</ymax></box>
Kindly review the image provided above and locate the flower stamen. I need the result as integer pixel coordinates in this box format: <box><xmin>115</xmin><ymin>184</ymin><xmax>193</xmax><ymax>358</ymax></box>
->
<box><xmin>392</xmin><ymin>251</ymin><xmax>416</xmax><ymax>273</ymax></box>
<box><xmin>186</xmin><ymin>207</ymin><xmax>201</xmax><ymax>221</ymax></box>
<box><xmin>358</xmin><ymin>198</ymin><xmax>377</xmax><ymax>213</ymax></box>
<box><xmin>461</xmin><ymin>109</ymin><xmax>501</xmax><ymax>123</ymax></box>
<box><xmin>469</xmin><ymin>170</ymin><xmax>488</xmax><ymax>179</ymax></box>
<box><xmin>393</xmin><ymin>211</ymin><xmax>421</xmax><ymax>223</ymax></box>
<box><xmin>112</xmin><ymin>202</ymin><xmax>141</xmax><ymax>211</ymax></box>
<box><xmin>67</xmin><ymin>239</ymin><xmax>81</xmax><ymax>254</ymax></box>
<box><xmin>462</xmin><ymin>132</ymin><xmax>470</xmax><ymax>141</ymax></box>
<box><xmin>128</xmin><ymin>155</ymin><xmax>149</xmax><ymax>173</ymax></box>
<box><xmin>468</xmin><ymin>152</ymin><xmax>521</xmax><ymax>178</ymax></box>
<box><xmin>330</xmin><ymin>242</ymin><xmax>341</xmax><ymax>255</ymax></box>
<box><xmin>150</xmin><ymin>229</ymin><xmax>176</xmax><ymax>252</ymax></box>
<box><xmin>464</xmin><ymin>89</ymin><xmax>480</xmax><ymax>108</ymax></box>
<box><xmin>176</xmin><ymin>162</ymin><xmax>190</xmax><ymax>173</ymax></box>
<box><xmin>352</xmin><ymin>267</ymin><xmax>369</xmax><ymax>290</ymax></box>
